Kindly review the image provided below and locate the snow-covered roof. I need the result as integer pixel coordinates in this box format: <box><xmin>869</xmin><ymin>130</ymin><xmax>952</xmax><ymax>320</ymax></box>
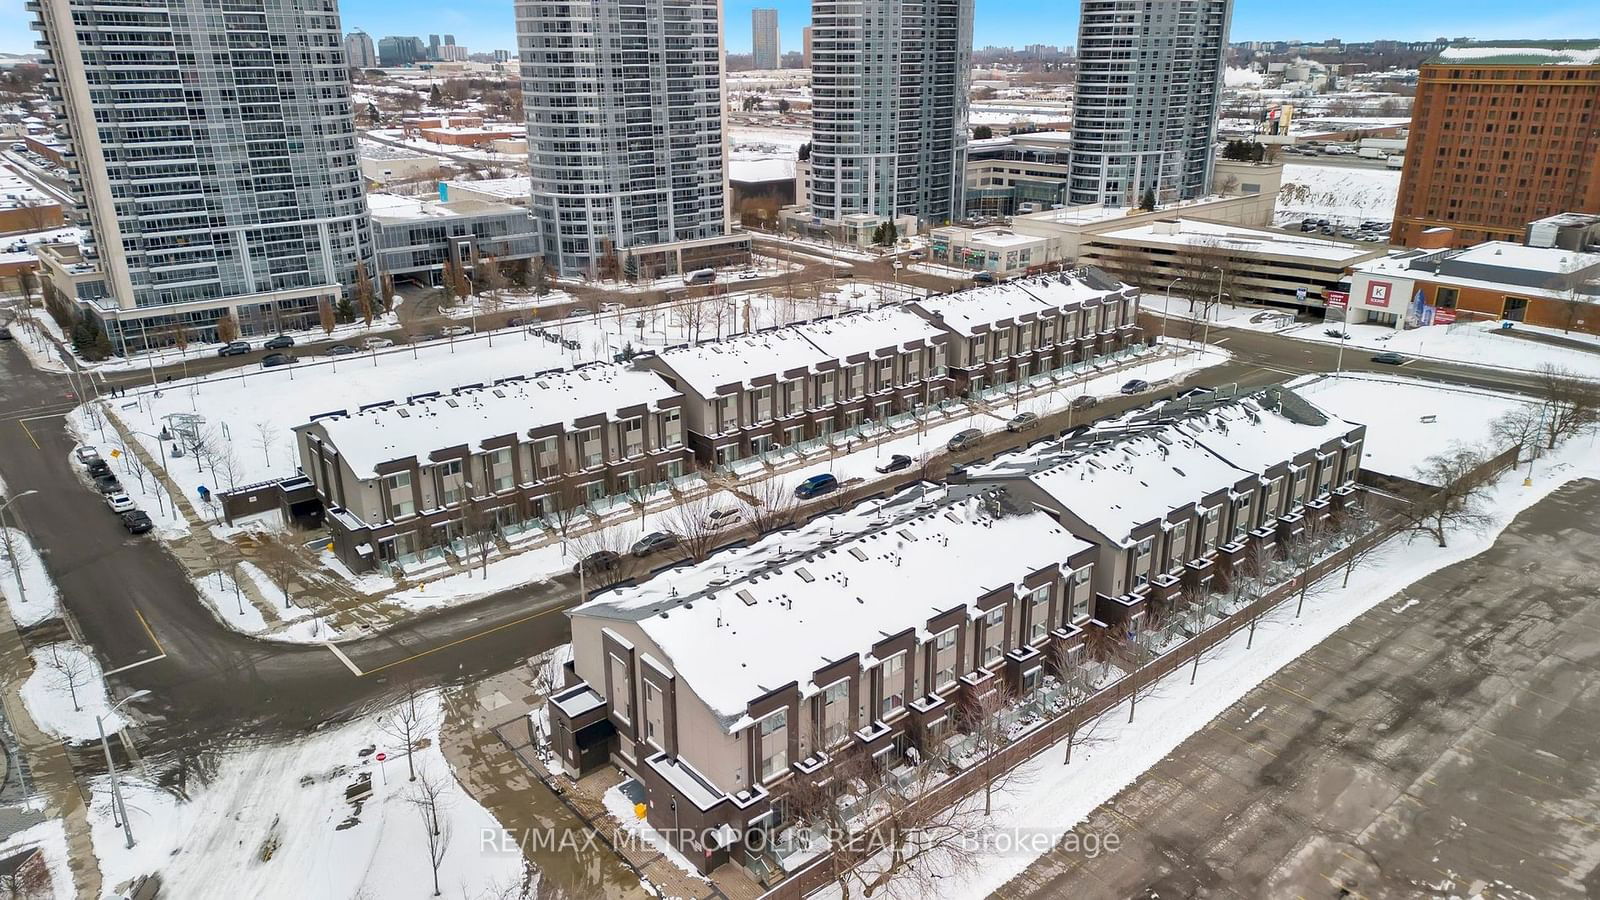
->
<box><xmin>910</xmin><ymin>272</ymin><xmax>1128</xmax><ymax>336</ymax></box>
<box><xmin>365</xmin><ymin>194</ymin><xmax>523</xmax><ymax>223</ymax></box>
<box><xmin>1096</xmin><ymin>218</ymin><xmax>1381</xmax><ymax>264</ymax></box>
<box><xmin>442</xmin><ymin>175</ymin><xmax>530</xmax><ymax>200</ymax></box>
<box><xmin>1176</xmin><ymin>394</ymin><xmax>1358</xmax><ymax>475</ymax></box>
<box><xmin>1432</xmin><ymin>43</ymin><xmax>1600</xmax><ymax>67</ymax></box>
<box><xmin>1288</xmin><ymin>373</ymin><xmax>1530</xmax><ymax>484</ymax></box>
<box><xmin>309</xmin><ymin>364</ymin><xmax>681</xmax><ymax>479</ymax></box>
<box><xmin>728</xmin><ymin>157</ymin><xmax>797</xmax><ymax>183</ymax></box>
<box><xmin>650</xmin><ymin>307</ymin><xmax>945</xmax><ymax>398</ymax></box>
<box><xmin>0</xmin><ymin>165</ymin><xmax>55</xmax><ymax>210</ymax></box>
<box><xmin>574</xmin><ymin>488</ymin><xmax>1089</xmax><ymax>724</ymax></box>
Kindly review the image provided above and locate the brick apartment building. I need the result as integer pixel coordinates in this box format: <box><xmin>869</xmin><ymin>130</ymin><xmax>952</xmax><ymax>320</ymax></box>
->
<box><xmin>1392</xmin><ymin>41</ymin><xmax>1600</xmax><ymax>249</ymax></box>
<box><xmin>547</xmin><ymin>388</ymin><xmax>1364</xmax><ymax>881</ymax></box>
<box><xmin>295</xmin><ymin>364</ymin><xmax>691</xmax><ymax>571</ymax></box>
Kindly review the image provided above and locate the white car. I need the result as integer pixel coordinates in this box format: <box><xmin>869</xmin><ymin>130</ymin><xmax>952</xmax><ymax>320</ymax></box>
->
<box><xmin>76</xmin><ymin>445</ymin><xmax>101</xmax><ymax>465</ymax></box>
<box><xmin>705</xmin><ymin>507</ymin><xmax>744</xmax><ymax>531</ymax></box>
<box><xmin>105</xmin><ymin>493</ymin><xmax>136</xmax><ymax>513</ymax></box>
<box><xmin>440</xmin><ymin>325</ymin><xmax>472</xmax><ymax>337</ymax></box>
<box><xmin>361</xmin><ymin>336</ymin><xmax>394</xmax><ymax>350</ymax></box>
<box><xmin>737</xmin><ymin>270</ymin><xmax>760</xmax><ymax>280</ymax></box>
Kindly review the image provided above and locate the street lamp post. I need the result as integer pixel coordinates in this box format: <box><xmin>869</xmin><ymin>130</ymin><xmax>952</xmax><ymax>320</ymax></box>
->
<box><xmin>0</xmin><ymin>491</ymin><xmax>40</xmax><ymax>604</ymax></box>
<box><xmin>98</xmin><ymin>689</ymin><xmax>150</xmax><ymax>849</ymax></box>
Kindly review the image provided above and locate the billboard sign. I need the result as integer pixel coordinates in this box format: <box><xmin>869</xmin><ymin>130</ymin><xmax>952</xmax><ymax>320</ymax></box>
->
<box><xmin>1365</xmin><ymin>281</ymin><xmax>1393</xmax><ymax>308</ymax></box>
<box><xmin>1324</xmin><ymin>290</ymin><xmax>1349</xmax><ymax>309</ymax></box>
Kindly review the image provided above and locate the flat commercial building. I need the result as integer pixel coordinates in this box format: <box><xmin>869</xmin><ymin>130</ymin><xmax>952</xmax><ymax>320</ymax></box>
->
<box><xmin>1069</xmin><ymin>0</ymin><xmax>1232</xmax><ymax>207</ymax></box>
<box><xmin>809</xmin><ymin>0</ymin><xmax>974</xmax><ymax>228</ymax></box>
<box><xmin>366</xmin><ymin>194</ymin><xmax>540</xmax><ymax>282</ymax></box>
<box><xmin>516</xmin><ymin>0</ymin><xmax>736</xmax><ymax>277</ymax></box>
<box><xmin>965</xmin><ymin>132</ymin><xmax>1075</xmax><ymax>217</ymax></box>
<box><xmin>29</xmin><ymin>0</ymin><xmax>375</xmax><ymax>351</ymax></box>
<box><xmin>1392</xmin><ymin>42</ymin><xmax>1600</xmax><ymax>250</ymax></box>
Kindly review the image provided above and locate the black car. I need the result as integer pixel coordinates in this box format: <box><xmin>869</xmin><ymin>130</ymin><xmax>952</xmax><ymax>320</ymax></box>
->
<box><xmin>216</xmin><ymin>341</ymin><xmax>250</xmax><ymax>357</ymax></box>
<box><xmin>0</xmin><ymin>326</ymin><xmax>12</xmax><ymax>340</ymax></box>
<box><xmin>261</xmin><ymin>352</ymin><xmax>296</xmax><ymax>368</ymax></box>
<box><xmin>121</xmin><ymin>510</ymin><xmax>154</xmax><ymax>534</ymax></box>
<box><xmin>1371</xmin><ymin>351</ymin><xmax>1407</xmax><ymax>365</ymax></box>
<box><xmin>573</xmin><ymin>550</ymin><xmax>622</xmax><ymax>577</ymax></box>
<box><xmin>262</xmin><ymin>334</ymin><xmax>295</xmax><ymax>350</ymax></box>
<box><xmin>506</xmin><ymin>316</ymin><xmax>526</xmax><ymax>327</ymax></box>
<box><xmin>874</xmin><ymin>453</ymin><xmax>913</xmax><ymax>474</ymax></box>
<box><xmin>1120</xmin><ymin>379</ymin><xmax>1151</xmax><ymax>394</ymax></box>
<box><xmin>86</xmin><ymin>458</ymin><xmax>111</xmax><ymax>477</ymax></box>
<box><xmin>327</xmin><ymin>343</ymin><xmax>357</xmax><ymax>356</ymax></box>
<box><xmin>93</xmin><ymin>473</ymin><xmax>123</xmax><ymax>494</ymax></box>
<box><xmin>630</xmin><ymin>532</ymin><xmax>679</xmax><ymax>557</ymax></box>
<box><xmin>1071</xmin><ymin>394</ymin><xmax>1098</xmax><ymax>411</ymax></box>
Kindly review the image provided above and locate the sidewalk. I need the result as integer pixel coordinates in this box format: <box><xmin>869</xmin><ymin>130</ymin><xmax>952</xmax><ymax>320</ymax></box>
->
<box><xmin>0</xmin><ymin>602</ymin><xmax>102</xmax><ymax>899</ymax></box>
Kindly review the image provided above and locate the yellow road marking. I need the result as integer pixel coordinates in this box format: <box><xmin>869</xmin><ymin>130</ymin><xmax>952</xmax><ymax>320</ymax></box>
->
<box><xmin>134</xmin><ymin>606</ymin><xmax>164</xmax><ymax>654</ymax></box>
<box><xmin>18</xmin><ymin>418</ymin><xmax>39</xmax><ymax>450</ymax></box>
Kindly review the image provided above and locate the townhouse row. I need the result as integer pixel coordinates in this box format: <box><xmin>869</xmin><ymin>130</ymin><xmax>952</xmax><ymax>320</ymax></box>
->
<box><xmin>293</xmin><ymin>270</ymin><xmax>1141</xmax><ymax>571</ymax></box>
<box><xmin>547</xmin><ymin>387</ymin><xmax>1367</xmax><ymax>880</ymax></box>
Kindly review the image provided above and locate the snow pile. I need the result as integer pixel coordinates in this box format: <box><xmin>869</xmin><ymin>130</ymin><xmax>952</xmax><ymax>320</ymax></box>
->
<box><xmin>602</xmin><ymin>782</ymin><xmax>710</xmax><ymax>883</ymax></box>
<box><xmin>1</xmin><ymin>527</ymin><xmax>61</xmax><ymax>628</ymax></box>
<box><xmin>87</xmin><ymin>692</ymin><xmax>526</xmax><ymax>899</ymax></box>
<box><xmin>1275</xmin><ymin>163</ymin><xmax>1400</xmax><ymax>227</ymax></box>
<box><xmin>20</xmin><ymin>643</ymin><xmax>125</xmax><ymax>742</ymax></box>
<box><xmin>192</xmin><ymin>568</ymin><xmax>269</xmax><ymax>634</ymax></box>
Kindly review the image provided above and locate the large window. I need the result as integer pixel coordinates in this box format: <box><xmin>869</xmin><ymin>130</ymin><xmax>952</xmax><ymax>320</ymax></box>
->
<box><xmin>879</xmin><ymin>652</ymin><xmax>905</xmax><ymax>718</ymax></box>
<box><xmin>933</xmin><ymin>628</ymin><xmax>958</xmax><ymax>689</ymax></box>
<box><xmin>534</xmin><ymin>437</ymin><xmax>560</xmax><ymax>481</ymax></box>
<box><xmin>437</xmin><ymin>458</ymin><xmax>465</xmax><ymax>507</ymax></box>
<box><xmin>488</xmin><ymin>448</ymin><xmax>513</xmax><ymax>493</ymax></box>
<box><xmin>609</xmin><ymin>653</ymin><xmax>632</xmax><ymax>724</ymax></box>
<box><xmin>385</xmin><ymin>470</ymin><xmax>414</xmax><ymax>518</ymax></box>
<box><xmin>820</xmin><ymin>679</ymin><xmax>849</xmax><ymax>747</ymax></box>
<box><xmin>1028</xmin><ymin>585</ymin><xmax>1051</xmax><ymax>642</ymax></box>
<box><xmin>758</xmin><ymin>709</ymin><xmax>788</xmax><ymax>781</ymax></box>
<box><xmin>657</xmin><ymin>409</ymin><xmax>682</xmax><ymax>449</ymax></box>
<box><xmin>1069</xmin><ymin>567</ymin><xmax>1092</xmax><ymax>623</ymax></box>
<box><xmin>982</xmin><ymin>606</ymin><xmax>1006</xmax><ymax>666</ymax></box>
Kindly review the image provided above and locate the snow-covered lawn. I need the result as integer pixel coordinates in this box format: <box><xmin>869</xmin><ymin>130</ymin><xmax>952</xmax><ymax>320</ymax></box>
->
<box><xmin>873</xmin><ymin>409</ymin><xmax>1600</xmax><ymax>900</ymax></box>
<box><xmin>1148</xmin><ymin>300</ymin><xmax>1299</xmax><ymax>333</ymax></box>
<box><xmin>1274</xmin><ymin>162</ymin><xmax>1399</xmax><ymax>228</ymax></box>
<box><xmin>20</xmin><ymin>643</ymin><xmax>125</xmax><ymax>743</ymax></box>
<box><xmin>1283</xmin><ymin>318</ymin><xmax>1600</xmax><ymax>379</ymax></box>
<box><xmin>1</xmin><ymin>526</ymin><xmax>60</xmax><ymax>628</ymax></box>
<box><xmin>0</xmin><ymin>819</ymin><xmax>74</xmax><ymax>899</ymax></box>
<box><xmin>192</xmin><ymin>568</ymin><xmax>268</xmax><ymax>634</ymax></box>
<box><xmin>87</xmin><ymin>692</ymin><xmax>527</xmax><ymax>899</ymax></box>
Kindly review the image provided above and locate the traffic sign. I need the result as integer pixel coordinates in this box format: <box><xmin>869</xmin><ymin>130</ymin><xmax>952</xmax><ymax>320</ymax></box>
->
<box><xmin>376</xmin><ymin>752</ymin><xmax>386</xmax><ymax>762</ymax></box>
<box><xmin>109</xmin><ymin>449</ymin><xmax>121</xmax><ymax>459</ymax></box>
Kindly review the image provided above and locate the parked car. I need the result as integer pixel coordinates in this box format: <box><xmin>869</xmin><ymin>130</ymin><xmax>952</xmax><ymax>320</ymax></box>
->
<box><xmin>216</xmin><ymin>341</ymin><xmax>251</xmax><ymax>357</ymax></box>
<box><xmin>971</xmin><ymin>271</ymin><xmax>996</xmax><ymax>284</ymax></box>
<box><xmin>86</xmin><ymin>458</ymin><xmax>111</xmax><ymax>477</ymax></box>
<box><xmin>105</xmin><ymin>493</ymin><xmax>135</xmax><ymax>513</ymax></box>
<box><xmin>908</xmin><ymin>250</ymin><xmax>925</xmax><ymax>259</ymax></box>
<box><xmin>441</xmin><ymin>325</ymin><xmax>472</xmax><ymax>337</ymax></box>
<box><xmin>1070</xmin><ymin>394</ymin><xmax>1099</xmax><ymax>411</ymax></box>
<box><xmin>506</xmin><ymin>316</ymin><xmax>526</xmax><ymax>327</ymax></box>
<box><xmin>946</xmin><ymin>428</ymin><xmax>984</xmax><ymax>452</ymax></box>
<box><xmin>875</xmin><ymin>453</ymin><xmax>913</xmax><ymax>474</ymax></box>
<box><xmin>1120</xmin><ymin>379</ymin><xmax>1151</xmax><ymax>394</ymax></box>
<box><xmin>75</xmin><ymin>445</ymin><xmax>101</xmax><ymax>465</ymax></box>
<box><xmin>630</xmin><ymin>532</ymin><xmax>679</xmax><ymax>557</ymax></box>
<box><xmin>794</xmin><ymin>473</ymin><xmax>839</xmax><ymax>499</ymax></box>
<box><xmin>572</xmin><ymin>550</ymin><xmax>622</xmax><ymax>578</ymax></box>
<box><xmin>567</xmin><ymin>308</ymin><xmax>590</xmax><ymax>318</ymax></box>
<box><xmin>737</xmin><ymin>270</ymin><xmax>760</xmax><ymax>280</ymax></box>
<box><xmin>1371</xmin><ymin>351</ymin><xmax>1407</xmax><ymax>365</ymax></box>
<box><xmin>261</xmin><ymin>352</ymin><xmax>296</xmax><ymax>368</ymax></box>
<box><xmin>121</xmin><ymin>510</ymin><xmax>154</xmax><ymax>535</ymax></box>
<box><xmin>327</xmin><ymin>343</ymin><xmax>356</xmax><ymax>356</ymax></box>
<box><xmin>705</xmin><ymin>507</ymin><xmax>743</xmax><ymax>531</ymax></box>
<box><xmin>93</xmin><ymin>473</ymin><xmax>122</xmax><ymax>494</ymax></box>
<box><xmin>0</xmin><ymin>326</ymin><xmax>11</xmax><ymax>340</ymax></box>
<box><xmin>1005</xmin><ymin>412</ymin><xmax>1040</xmax><ymax>433</ymax></box>
<box><xmin>262</xmin><ymin>334</ymin><xmax>295</xmax><ymax>349</ymax></box>
<box><xmin>361</xmin><ymin>336</ymin><xmax>394</xmax><ymax>350</ymax></box>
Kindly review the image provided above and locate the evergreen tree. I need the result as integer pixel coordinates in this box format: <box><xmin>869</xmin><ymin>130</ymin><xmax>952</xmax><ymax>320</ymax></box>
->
<box><xmin>429</xmin><ymin>83</ymin><xmax>442</xmax><ymax>105</ymax></box>
<box><xmin>623</xmin><ymin>252</ymin><xmax>639</xmax><ymax>283</ymax></box>
<box><xmin>1139</xmin><ymin>187</ymin><xmax>1157</xmax><ymax>211</ymax></box>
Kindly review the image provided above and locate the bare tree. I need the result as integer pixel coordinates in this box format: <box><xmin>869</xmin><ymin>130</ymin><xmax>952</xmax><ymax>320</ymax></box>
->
<box><xmin>547</xmin><ymin>480</ymin><xmax>592</xmax><ymax>553</ymax></box>
<box><xmin>1490</xmin><ymin>404</ymin><xmax>1544</xmax><ymax>462</ymax></box>
<box><xmin>1395</xmin><ymin>445</ymin><xmax>1497</xmax><ymax>548</ymax></box>
<box><xmin>572</xmin><ymin>525</ymin><xmax>636</xmax><ymax>591</ymax></box>
<box><xmin>42</xmin><ymin>646</ymin><xmax>94</xmax><ymax>712</ymax></box>
<box><xmin>956</xmin><ymin>684</ymin><xmax>1014</xmax><ymax>815</ymax></box>
<box><xmin>207</xmin><ymin>441</ymin><xmax>243</xmax><ymax>492</ymax></box>
<box><xmin>378</xmin><ymin>682</ymin><xmax>441</xmax><ymax>782</ymax></box>
<box><xmin>1283</xmin><ymin>515</ymin><xmax>1335</xmax><ymax>617</ymax></box>
<box><xmin>1239</xmin><ymin>540</ymin><xmax>1281</xmax><ymax>650</ymax></box>
<box><xmin>1334</xmin><ymin>499</ymin><xmax>1390</xmax><ymax>588</ymax></box>
<box><xmin>461</xmin><ymin>501</ymin><xmax>497</xmax><ymax>579</ymax></box>
<box><xmin>479</xmin><ymin>256</ymin><xmax>507</xmax><ymax>315</ymax></box>
<box><xmin>253</xmin><ymin>421</ymin><xmax>280</xmax><ymax>467</ymax></box>
<box><xmin>1048</xmin><ymin>640</ymin><xmax>1108</xmax><ymax>764</ymax></box>
<box><xmin>408</xmin><ymin>767</ymin><xmax>453</xmax><ymax>897</ymax></box>
<box><xmin>118</xmin><ymin>439</ymin><xmax>150</xmax><ymax>493</ymax></box>
<box><xmin>743</xmin><ymin>475</ymin><xmax>797</xmax><ymax>535</ymax></box>
<box><xmin>663</xmin><ymin>490</ymin><xmax>726</xmax><ymax>562</ymax></box>
<box><xmin>1534</xmin><ymin>365</ymin><xmax>1600</xmax><ymax>449</ymax></box>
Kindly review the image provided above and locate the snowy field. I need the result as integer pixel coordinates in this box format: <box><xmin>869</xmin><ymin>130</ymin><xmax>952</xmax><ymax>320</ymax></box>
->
<box><xmin>0</xmin><ymin>819</ymin><xmax>74</xmax><ymax>899</ymax></box>
<box><xmin>86</xmin><ymin>692</ymin><xmax>526</xmax><ymax>899</ymax></box>
<box><xmin>872</xmin><ymin>388</ymin><xmax>1600</xmax><ymax>900</ymax></box>
<box><xmin>1284</xmin><ymin>318</ymin><xmax>1600</xmax><ymax>379</ymax></box>
<box><xmin>2</xmin><ymin>526</ymin><xmax>60</xmax><ymax>628</ymax></box>
<box><xmin>1274</xmin><ymin>163</ymin><xmax>1399</xmax><ymax>228</ymax></box>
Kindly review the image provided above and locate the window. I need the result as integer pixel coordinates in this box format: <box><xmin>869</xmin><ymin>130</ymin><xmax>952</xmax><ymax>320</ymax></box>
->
<box><xmin>982</xmin><ymin>606</ymin><xmax>1006</xmax><ymax>666</ymax></box>
<box><xmin>437</xmin><ymin>458</ymin><xmax>465</xmax><ymax>507</ymax></box>
<box><xmin>489</xmin><ymin>448</ymin><xmax>513</xmax><ymax>493</ymax></box>
<box><xmin>1068</xmin><ymin>567</ymin><xmax>1092</xmax><ymax>623</ymax></box>
<box><xmin>617</xmin><ymin>418</ymin><xmax>643</xmax><ymax>458</ymax></box>
<box><xmin>879</xmin><ymin>652</ymin><xmax>905</xmax><ymax>717</ymax></box>
<box><xmin>385</xmin><ymin>470</ymin><xmax>414</xmax><ymax>518</ymax></box>
<box><xmin>1434</xmin><ymin>287</ymin><xmax>1459</xmax><ymax>309</ymax></box>
<box><xmin>534</xmin><ymin>437</ymin><xmax>560</xmax><ymax>481</ymax></box>
<box><xmin>813</xmin><ymin>372</ymin><xmax>836</xmax><ymax>406</ymax></box>
<box><xmin>609</xmin><ymin>653</ymin><xmax>631</xmax><ymax>724</ymax></box>
<box><xmin>657</xmin><ymin>409</ymin><xmax>682</xmax><ymax>449</ymax></box>
<box><xmin>714</xmin><ymin>395</ymin><xmax>738</xmax><ymax>432</ymax></box>
<box><xmin>758</xmin><ymin>709</ymin><xmax>788</xmax><ymax>781</ymax></box>
<box><xmin>933</xmin><ymin>628</ymin><xmax>958</xmax><ymax>688</ymax></box>
<box><xmin>1168</xmin><ymin>521</ymin><xmax>1189</xmax><ymax>573</ymax></box>
<box><xmin>643</xmin><ymin>681</ymin><xmax>664</xmax><ymax>749</ymax></box>
<box><xmin>752</xmin><ymin>385</ymin><xmax>775</xmax><ymax>423</ymax></box>
<box><xmin>821</xmin><ymin>679</ymin><xmax>849</xmax><ymax>747</ymax></box>
<box><xmin>575</xmin><ymin>427</ymin><xmax>602</xmax><ymax>468</ymax></box>
<box><xmin>1028</xmin><ymin>585</ymin><xmax>1051</xmax><ymax>642</ymax></box>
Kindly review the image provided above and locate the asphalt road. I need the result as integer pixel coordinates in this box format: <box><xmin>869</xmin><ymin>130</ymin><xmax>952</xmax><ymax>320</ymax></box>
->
<box><xmin>0</xmin><ymin>311</ymin><xmax>1561</xmax><ymax>754</ymax></box>
<box><xmin>992</xmin><ymin>478</ymin><xmax>1600</xmax><ymax>900</ymax></box>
